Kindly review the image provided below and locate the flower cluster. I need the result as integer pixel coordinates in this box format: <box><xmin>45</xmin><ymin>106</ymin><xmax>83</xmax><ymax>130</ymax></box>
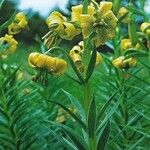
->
<box><xmin>43</xmin><ymin>1</ymin><xmax>118</xmax><ymax>49</ymax></box>
<box><xmin>28</xmin><ymin>52</ymin><xmax>67</xmax><ymax>76</ymax></box>
<box><xmin>112</xmin><ymin>4</ymin><xmax>150</xmax><ymax>70</ymax></box>
<box><xmin>0</xmin><ymin>12</ymin><xmax>28</xmax><ymax>58</ymax></box>
<box><xmin>69</xmin><ymin>41</ymin><xmax>102</xmax><ymax>71</ymax></box>
<box><xmin>8</xmin><ymin>12</ymin><xmax>28</xmax><ymax>35</ymax></box>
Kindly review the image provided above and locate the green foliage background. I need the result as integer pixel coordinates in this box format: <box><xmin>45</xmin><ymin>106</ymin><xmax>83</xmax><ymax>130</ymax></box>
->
<box><xmin>0</xmin><ymin>0</ymin><xmax>150</xmax><ymax>150</ymax></box>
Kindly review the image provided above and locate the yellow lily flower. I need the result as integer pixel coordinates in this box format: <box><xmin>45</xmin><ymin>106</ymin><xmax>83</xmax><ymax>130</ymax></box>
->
<box><xmin>72</xmin><ymin>2</ymin><xmax>118</xmax><ymax>47</ymax></box>
<box><xmin>59</xmin><ymin>22</ymin><xmax>77</xmax><ymax>40</ymax></box>
<box><xmin>112</xmin><ymin>56</ymin><xmax>137</xmax><ymax>69</ymax></box>
<box><xmin>69</xmin><ymin>45</ymin><xmax>83</xmax><ymax>68</ymax></box>
<box><xmin>0</xmin><ymin>34</ymin><xmax>18</xmax><ymax>55</ymax></box>
<box><xmin>140</xmin><ymin>22</ymin><xmax>150</xmax><ymax>36</ymax></box>
<box><xmin>28</xmin><ymin>52</ymin><xmax>67</xmax><ymax>75</ymax></box>
<box><xmin>46</xmin><ymin>11</ymin><xmax>66</xmax><ymax>32</ymax></box>
<box><xmin>8</xmin><ymin>12</ymin><xmax>28</xmax><ymax>35</ymax></box>
<box><xmin>121</xmin><ymin>38</ymin><xmax>141</xmax><ymax>51</ymax></box>
<box><xmin>46</xmin><ymin>11</ymin><xmax>80</xmax><ymax>40</ymax></box>
<box><xmin>117</xmin><ymin>7</ymin><xmax>129</xmax><ymax>23</ymax></box>
<box><xmin>112</xmin><ymin>56</ymin><xmax>124</xmax><ymax>69</ymax></box>
<box><xmin>121</xmin><ymin>39</ymin><xmax>133</xmax><ymax>50</ymax></box>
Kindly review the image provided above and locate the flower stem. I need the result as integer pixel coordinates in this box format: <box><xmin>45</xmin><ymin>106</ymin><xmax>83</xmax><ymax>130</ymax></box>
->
<box><xmin>83</xmin><ymin>0</ymin><xmax>89</xmax><ymax>14</ymax></box>
<box><xmin>83</xmin><ymin>81</ymin><xmax>91</xmax><ymax>113</ymax></box>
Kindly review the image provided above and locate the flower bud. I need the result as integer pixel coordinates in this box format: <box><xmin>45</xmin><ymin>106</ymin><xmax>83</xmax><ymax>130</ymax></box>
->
<box><xmin>112</xmin><ymin>56</ymin><xmax>125</xmax><ymax>69</ymax></box>
<box><xmin>140</xmin><ymin>22</ymin><xmax>150</xmax><ymax>36</ymax></box>
<box><xmin>121</xmin><ymin>39</ymin><xmax>132</xmax><ymax>50</ymax></box>
<box><xmin>128</xmin><ymin>13</ymin><xmax>138</xmax><ymax>46</ymax></box>
<box><xmin>112</xmin><ymin>56</ymin><xmax>137</xmax><ymax>69</ymax></box>
<box><xmin>96</xmin><ymin>52</ymin><xmax>102</xmax><ymax>65</ymax></box>
<box><xmin>0</xmin><ymin>34</ymin><xmax>18</xmax><ymax>55</ymax></box>
<box><xmin>8</xmin><ymin>12</ymin><xmax>28</xmax><ymax>35</ymax></box>
<box><xmin>117</xmin><ymin>7</ymin><xmax>129</xmax><ymax>23</ymax></box>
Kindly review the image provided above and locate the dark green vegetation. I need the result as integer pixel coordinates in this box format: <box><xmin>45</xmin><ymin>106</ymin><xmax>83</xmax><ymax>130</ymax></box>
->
<box><xmin>0</xmin><ymin>0</ymin><xmax>150</xmax><ymax>150</ymax></box>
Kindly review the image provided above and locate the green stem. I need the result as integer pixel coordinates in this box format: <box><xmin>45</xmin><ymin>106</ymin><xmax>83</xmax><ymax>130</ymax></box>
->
<box><xmin>83</xmin><ymin>81</ymin><xmax>91</xmax><ymax>113</ymax></box>
<box><xmin>89</xmin><ymin>138</ymin><xmax>97</xmax><ymax>150</ymax></box>
<box><xmin>83</xmin><ymin>0</ymin><xmax>89</xmax><ymax>14</ymax></box>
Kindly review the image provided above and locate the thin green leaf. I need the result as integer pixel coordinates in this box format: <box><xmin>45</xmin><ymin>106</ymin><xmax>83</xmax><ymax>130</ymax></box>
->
<box><xmin>128</xmin><ymin>72</ymin><xmax>150</xmax><ymax>85</ymax></box>
<box><xmin>61</xmin><ymin>89</ymin><xmax>86</xmax><ymax>121</ymax></box>
<box><xmin>61</xmin><ymin>125</ymin><xmax>87</xmax><ymax>150</ymax></box>
<box><xmin>0</xmin><ymin>11</ymin><xmax>16</xmax><ymax>32</ymax></box>
<box><xmin>85</xmin><ymin>49</ymin><xmax>97</xmax><ymax>82</ymax></box>
<box><xmin>1</xmin><ymin>65</ymin><xmax>21</xmax><ymax>88</ymax></box>
<box><xmin>88</xmin><ymin>96</ymin><xmax>96</xmax><ymax>139</ymax></box>
<box><xmin>97</xmin><ymin>120</ymin><xmax>110</xmax><ymax>150</ymax></box>
<box><xmin>128</xmin><ymin>135</ymin><xmax>145</xmax><ymax>150</ymax></box>
<box><xmin>0</xmin><ymin>0</ymin><xmax>5</xmax><ymax>10</ymax></box>
<box><xmin>62</xmin><ymin>137</ymin><xmax>78</xmax><ymax>150</ymax></box>
<box><xmin>49</xmin><ymin>100</ymin><xmax>87</xmax><ymax>131</ymax></box>
<box><xmin>65</xmin><ymin>73</ymin><xmax>82</xmax><ymax>85</ymax></box>
<box><xmin>97</xmin><ymin>89</ymin><xmax>119</xmax><ymax>125</ymax></box>
<box><xmin>96</xmin><ymin>94</ymin><xmax>123</xmax><ymax>134</ymax></box>
<box><xmin>107</xmin><ymin>113</ymin><xmax>143</xmax><ymax>147</ymax></box>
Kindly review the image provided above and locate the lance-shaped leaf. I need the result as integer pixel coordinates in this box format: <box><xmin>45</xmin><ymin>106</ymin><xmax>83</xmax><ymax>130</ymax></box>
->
<box><xmin>49</xmin><ymin>100</ymin><xmax>87</xmax><ymax>131</ymax></box>
<box><xmin>128</xmin><ymin>13</ymin><xmax>138</xmax><ymax>46</ymax></box>
<box><xmin>97</xmin><ymin>89</ymin><xmax>119</xmax><ymax>125</ymax></box>
<box><xmin>88</xmin><ymin>96</ymin><xmax>96</xmax><ymax>139</ymax></box>
<box><xmin>1</xmin><ymin>66</ymin><xmax>21</xmax><ymax>89</ymax></box>
<box><xmin>0</xmin><ymin>0</ymin><xmax>5</xmax><ymax>10</ymax></box>
<box><xmin>96</xmin><ymin>93</ymin><xmax>123</xmax><ymax>134</ymax></box>
<box><xmin>65</xmin><ymin>73</ymin><xmax>82</xmax><ymax>85</ymax></box>
<box><xmin>61</xmin><ymin>125</ymin><xmax>87</xmax><ymax>150</ymax></box>
<box><xmin>85</xmin><ymin>49</ymin><xmax>97</xmax><ymax>82</ymax></box>
<box><xmin>113</xmin><ymin>0</ymin><xmax>120</xmax><ymax>14</ymax></box>
<box><xmin>61</xmin><ymin>89</ymin><xmax>86</xmax><ymax>121</ymax></box>
<box><xmin>0</xmin><ymin>11</ymin><xmax>16</xmax><ymax>32</ymax></box>
<box><xmin>97</xmin><ymin>120</ymin><xmax>110</xmax><ymax>150</ymax></box>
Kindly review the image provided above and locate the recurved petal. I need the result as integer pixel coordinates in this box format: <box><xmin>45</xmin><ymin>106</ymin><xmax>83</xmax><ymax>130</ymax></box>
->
<box><xmin>98</xmin><ymin>2</ymin><xmax>113</xmax><ymax>16</ymax></box>
<box><xmin>103</xmin><ymin>10</ymin><xmax>118</xmax><ymax>28</ymax></box>
<box><xmin>71</xmin><ymin>4</ymin><xmax>83</xmax><ymax>22</ymax></box>
<box><xmin>121</xmin><ymin>39</ymin><xmax>133</xmax><ymax>50</ymax></box>
<box><xmin>60</xmin><ymin>22</ymin><xmax>76</xmax><ymax>40</ymax></box>
<box><xmin>28</xmin><ymin>52</ymin><xmax>40</xmax><ymax>68</ymax></box>
<box><xmin>54</xmin><ymin>58</ymin><xmax>67</xmax><ymax>75</ymax></box>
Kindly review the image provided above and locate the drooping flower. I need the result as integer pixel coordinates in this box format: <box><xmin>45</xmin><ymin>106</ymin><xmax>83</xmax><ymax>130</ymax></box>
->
<box><xmin>112</xmin><ymin>56</ymin><xmax>137</xmax><ymax>69</ymax></box>
<box><xmin>46</xmin><ymin>11</ymin><xmax>80</xmax><ymax>41</ymax></box>
<box><xmin>0</xmin><ymin>34</ymin><xmax>18</xmax><ymax>55</ymax></box>
<box><xmin>71</xmin><ymin>2</ymin><xmax>118</xmax><ymax>47</ymax></box>
<box><xmin>69</xmin><ymin>45</ymin><xmax>83</xmax><ymax>69</ymax></box>
<box><xmin>121</xmin><ymin>38</ymin><xmax>141</xmax><ymax>51</ymax></box>
<box><xmin>28</xmin><ymin>52</ymin><xmax>67</xmax><ymax>75</ymax></box>
<box><xmin>117</xmin><ymin>7</ymin><xmax>129</xmax><ymax>23</ymax></box>
<box><xmin>8</xmin><ymin>12</ymin><xmax>28</xmax><ymax>35</ymax></box>
<box><xmin>69</xmin><ymin>41</ymin><xmax>102</xmax><ymax>71</ymax></box>
<box><xmin>140</xmin><ymin>22</ymin><xmax>150</xmax><ymax>36</ymax></box>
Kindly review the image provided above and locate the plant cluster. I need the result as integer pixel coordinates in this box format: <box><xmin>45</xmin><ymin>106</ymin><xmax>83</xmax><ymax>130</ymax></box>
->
<box><xmin>0</xmin><ymin>0</ymin><xmax>150</xmax><ymax>149</ymax></box>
